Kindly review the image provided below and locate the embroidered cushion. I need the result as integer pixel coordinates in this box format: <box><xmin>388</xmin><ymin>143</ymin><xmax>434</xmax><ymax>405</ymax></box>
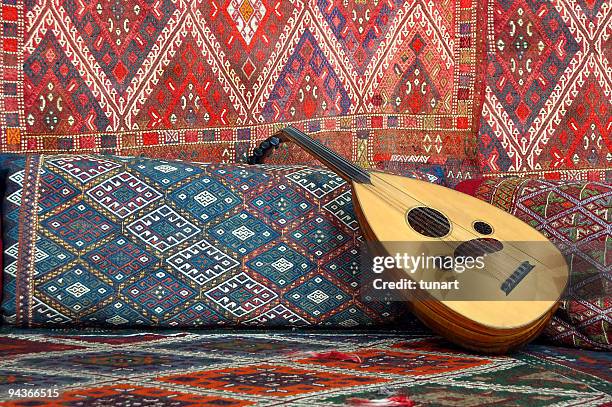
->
<box><xmin>0</xmin><ymin>154</ymin><xmax>433</xmax><ymax>328</ymax></box>
<box><xmin>464</xmin><ymin>177</ymin><xmax>611</xmax><ymax>351</ymax></box>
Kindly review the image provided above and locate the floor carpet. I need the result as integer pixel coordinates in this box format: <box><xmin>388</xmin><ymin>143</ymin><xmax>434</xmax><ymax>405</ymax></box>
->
<box><xmin>0</xmin><ymin>328</ymin><xmax>609</xmax><ymax>406</ymax></box>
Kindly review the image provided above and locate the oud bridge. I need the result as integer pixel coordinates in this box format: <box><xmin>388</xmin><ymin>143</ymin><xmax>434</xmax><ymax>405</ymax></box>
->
<box><xmin>501</xmin><ymin>261</ymin><xmax>535</xmax><ymax>295</ymax></box>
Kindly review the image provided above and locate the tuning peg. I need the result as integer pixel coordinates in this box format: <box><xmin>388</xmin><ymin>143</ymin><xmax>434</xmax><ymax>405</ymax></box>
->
<box><xmin>268</xmin><ymin>136</ymin><xmax>281</xmax><ymax>148</ymax></box>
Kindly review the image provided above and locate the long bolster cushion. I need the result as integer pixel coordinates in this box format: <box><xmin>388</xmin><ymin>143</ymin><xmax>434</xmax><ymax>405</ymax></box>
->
<box><xmin>0</xmin><ymin>154</ymin><xmax>435</xmax><ymax>328</ymax></box>
<box><xmin>457</xmin><ymin>177</ymin><xmax>611</xmax><ymax>351</ymax></box>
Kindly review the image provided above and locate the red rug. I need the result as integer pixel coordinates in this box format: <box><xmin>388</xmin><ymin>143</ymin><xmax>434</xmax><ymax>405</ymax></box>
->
<box><xmin>2</xmin><ymin>0</ymin><xmax>487</xmax><ymax>170</ymax></box>
<box><xmin>0</xmin><ymin>328</ymin><xmax>610</xmax><ymax>406</ymax></box>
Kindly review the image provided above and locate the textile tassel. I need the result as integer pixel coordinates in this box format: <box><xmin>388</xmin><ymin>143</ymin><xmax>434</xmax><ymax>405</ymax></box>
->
<box><xmin>307</xmin><ymin>350</ymin><xmax>362</xmax><ymax>363</ymax></box>
<box><xmin>346</xmin><ymin>395</ymin><xmax>416</xmax><ymax>406</ymax></box>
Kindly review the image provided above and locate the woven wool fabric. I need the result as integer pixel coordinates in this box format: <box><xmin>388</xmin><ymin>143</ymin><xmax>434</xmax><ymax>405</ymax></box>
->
<box><xmin>1</xmin><ymin>0</ymin><xmax>486</xmax><ymax>172</ymax></box>
<box><xmin>472</xmin><ymin>177</ymin><xmax>611</xmax><ymax>351</ymax></box>
<box><xmin>478</xmin><ymin>0</ymin><xmax>611</xmax><ymax>181</ymax></box>
<box><xmin>0</xmin><ymin>154</ymin><xmax>441</xmax><ymax>328</ymax></box>
<box><xmin>0</xmin><ymin>328</ymin><xmax>610</xmax><ymax>406</ymax></box>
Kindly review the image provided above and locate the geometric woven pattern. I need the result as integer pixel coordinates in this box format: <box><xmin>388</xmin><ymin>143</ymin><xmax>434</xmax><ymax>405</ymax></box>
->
<box><xmin>2</xmin><ymin>0</ymin><xmax>486</xmax><ymax>172</ymax></box>
<box><xmin>1</xmin><ymin>154</ymin><xmax>433</xmax><ymax>328</ymax></box>
<box><xmin>478</xmin><ymin>0</ymin><xmax>611</xmax><ymax>181</ymax></box>
<box><xmin>0</xmin><ymin>328</ymin><xmax>609</xmax><ymax>406</ymax></box>
<box><xmin>473</xmin><ymin>177</ymin><xmax>611</xmax><ymax>351</ymax></box>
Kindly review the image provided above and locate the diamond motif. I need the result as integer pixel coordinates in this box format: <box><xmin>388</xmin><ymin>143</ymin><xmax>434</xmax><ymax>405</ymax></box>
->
<box><xmin>62</xmin><ymin>0</ymin><xmax>177</xmax><ymax>94</ymax></box>
<box><xmin>307</xmin><ymin>290</ymin><xmax>329</xmax><ymax>304</ymax></box>
<box><xmin>23</xmin><ymin>31</ymin><xmax>112</xmax><ymax>134</ymax></box>
<box><xmin>272</xmin><ymin>258</ymin><xmax>292</xmax><ymax>272</ymax></box>
<box><xmin>323</xmin><ymin>248</ymin><xmax>361</xmax><ymax>289</ymax></box>
<box><xmin>285</xmin><ymin>275</ymin><xmax>350</xmax><ymax>317</ymax></box>
<box><xmin>232</xmin><ymin>225</ymin><xmax>255</xmax><ymax>240</ymax></box>
<box><xmin>316</xmin><ymin>1</ymin><xmax>403</xmax><ymax>74</ymax></box>
<box><xmin>127</xmin><ymin>205</ymin><xmax>201</xmax><ymax>252</ymax></box>
<box><xmin>39</xmin><ymin>170</ymin><xmax>79</xmax><ymax>214</ymax></box>
<box><xmin>84</xmin><ymin>236</ymin><xmax>158</xmax><ymax>282</ymax></box>
<box><xmin>87</xmin><ymin>172</ymin><xmax>162</xmax><ymax>219</ymax></box>
<box><xmin>210</xmin><ymin>211</ymin><xmax>278</xmax><ymax>255</ymax></box>
<box><xmin>106</xmin><ymin>315</ymin><xmax>129</xmax><ymax>325</ymax></box>
<box><xmin>226</xmin><ymin>0</ymin><xmax>267</xmax><ymax>46</ymax></box>
<box><xmin>38</xmin><ymin>267</ymin><xmax>113</xmax><ymax>313</ymax></box>
<box><xmin>170</xmin><ymin>177</ymin><xmax>240</xmax><ymax>223</ymax></box>
<box><xmin>159</xmin><ymin>364</ymin><xmax>383</xmax><ymax>396</ymax></box>
<box><xmin>42</xmin><ymin>202</ymin><xmax>117</xmax><ymax>250</ymax></box>
<box><xmin>492</xmin><ymin>3</ymin><xmax>579</xmax><ymax>130</ymax></box>
<box><xmin>134</xmin><ymin>158</ymin><xmax>203</xmax><ymax>186</ymax></box>
<box><xmin>122</xmin><ymin>270</ymin><xmax>197</xmax><ymax>316</ymax></box>
<box><xmin>393</xmin><ymin>59</ymin><xmax>440</xmax><ymax>114</ymax></box>
<box><xmin>205</xmin><ymin>272</ymin><xmax>277</xmax><ymax>317</ymax></box>
<box><xmin>195</xmin><ymin>191</ymin><xmax>217</xmax><ymax>206</ymax></box>
<box><xmin>46</xmin><ymin>156</ymin><xmax>121</xmax><ymax>184</ymax></box>
<box><xmin>166</xmin><ymin>239</ymin><xmax>240</xmax><ymax>286</ymax></box>
<box><xmin>260</xmin><ymin>30</ymin><xmax>354</xmax><ymax>121</ymax></box>
<box><xmin>65</xmin><ymin>282</ymin><xmax>90</xmax><ymax>298</ymax></box>
<box><xmin>246</xmin><ymin>243</ymin><xmax>314</xmax><ymax>287</ymax></box>
<box><xmin>290</xmin><ymin>216</ymin><xmax>349</xmax><ymax>258</ymax></box>
<box><xmin>250</xmin><ymin>185</ymin><xmax>313</xmax><ymax>226</ymax></box>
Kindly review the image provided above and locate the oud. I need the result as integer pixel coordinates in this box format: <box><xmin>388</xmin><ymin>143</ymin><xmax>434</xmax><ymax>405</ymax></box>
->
<box><xmin>252</xmin><ymin>126</ymin><xmax>569</xmax><ymax>354</ymax></box>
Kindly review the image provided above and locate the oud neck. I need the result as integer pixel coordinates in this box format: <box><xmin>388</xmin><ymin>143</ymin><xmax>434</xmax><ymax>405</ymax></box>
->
<box><xmin>280</xmin><ymin>127</ymin><xmax>371</xmax><ymax>184</ymax></box>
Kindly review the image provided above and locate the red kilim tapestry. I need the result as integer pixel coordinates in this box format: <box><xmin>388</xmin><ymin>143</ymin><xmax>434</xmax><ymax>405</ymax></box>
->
<box><xmin>478</xmin><ymin>0</ymin><xmax>611</xmax><ymax>181</ymax></box>
<box><xmin>1</xmin><ymin>0</ymin><xmax>486</xmax><ymax>169</ymax></box>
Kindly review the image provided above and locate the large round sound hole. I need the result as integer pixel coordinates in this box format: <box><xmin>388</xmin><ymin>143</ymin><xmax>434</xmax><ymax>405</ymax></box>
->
<box><xmin>406</xmin><ymin>207</ymin><xmax>451</xmax><ymax>237</ymax></box>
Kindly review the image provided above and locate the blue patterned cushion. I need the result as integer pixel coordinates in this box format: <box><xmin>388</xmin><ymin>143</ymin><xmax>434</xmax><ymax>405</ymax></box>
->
<box><xmin>0</xmin><ymin>154</ymin><xmax>432</xmax><ymax>328</ymax></box>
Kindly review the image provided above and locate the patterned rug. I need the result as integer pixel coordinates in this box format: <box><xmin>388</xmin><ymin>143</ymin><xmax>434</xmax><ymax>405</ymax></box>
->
<box><xmin>1</xmin><ymin>0</ymin><xmax>487</xmax><ymax>171</ymax></box>
<box><xmin>0</xmin><ymin>328</ymin><xmax>609</xmax><ymax>406</ymax></box>
<box><xmin>478</xmin><ymin>0</ymin><xmax>611</xmax><ymax>181</ymax></box>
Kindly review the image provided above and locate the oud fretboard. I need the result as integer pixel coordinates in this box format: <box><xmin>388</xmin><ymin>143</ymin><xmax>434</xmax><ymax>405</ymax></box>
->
<box><xmin>281</xmin><ymin>127</ymin><xmax>371</xmax><ymax>184</ymax></box>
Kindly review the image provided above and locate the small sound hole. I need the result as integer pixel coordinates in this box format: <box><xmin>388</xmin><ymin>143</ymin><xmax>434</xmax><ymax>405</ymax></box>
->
<box><xmin>473</xmin><ymin>221</ymin><xmax>493</xmax><ymax>235</ymax></box>
<box><xmin>406</xmin><ymin>207</ymin><xmax>451</xmax><ymax>238</ymax></box>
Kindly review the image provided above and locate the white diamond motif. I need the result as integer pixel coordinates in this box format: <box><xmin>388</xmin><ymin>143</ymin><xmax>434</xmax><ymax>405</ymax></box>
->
<box><xmin>194</xmin><ymin>190</ymin><xmax>218</xmax><ymax>207</ymax></box>
<box><xmin>166</xmin><ymin>239</ymin><xmax>239</xmax><ymax>286</ymax></box>
<box><xmin>87</xmin><ymin>172</ymin><xmax>162</xmax><ymax>219</ymax></box>
<box><xmin>307</xmin><ymin>290</ymin><xmax>329</xmax><ymax>304</ymax></box>
<box><xmin>204</xmin><ymin>272</ymin><xmax>277</xmax><ymax>317</ymax></box>
<box><xmin>66</xmin><ymin>282</ymin><xmax>90</xmax><ymax>298</ymax></box>
<box><xmin>226</xmin><ymin>0</ymin><xmax>267</xmax><ymax>46</ymax></box>
<box><xmin>232</xmin><ymin>225</ymin><xmax>255</xmax><ymax>241</ymax></box>
<box><xmin>154</xmin><ymin>164</ymin><xmax>178</xmax><ymax>173</ymax></box>
<box><xmin>271</xmin><ymin>258</ymin><xmax>294</xmax><ymax>273</ymax></box>
<box><xmin>47</xmin><ymin>156</ymin><xmax>121</xmax><ymax>184</ymax></box>
<box><xmin>127</xmin><ymin>205</ymin><xmax>201</xmax><ymax>252</ymax></box>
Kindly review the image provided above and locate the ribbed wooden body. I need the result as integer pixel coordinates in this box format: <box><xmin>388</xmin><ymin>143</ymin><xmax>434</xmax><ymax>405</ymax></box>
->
<box><xmin>352</xmin><ymin>172</ymin><xmax>568</xmax><ymax>354</ymax></box>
